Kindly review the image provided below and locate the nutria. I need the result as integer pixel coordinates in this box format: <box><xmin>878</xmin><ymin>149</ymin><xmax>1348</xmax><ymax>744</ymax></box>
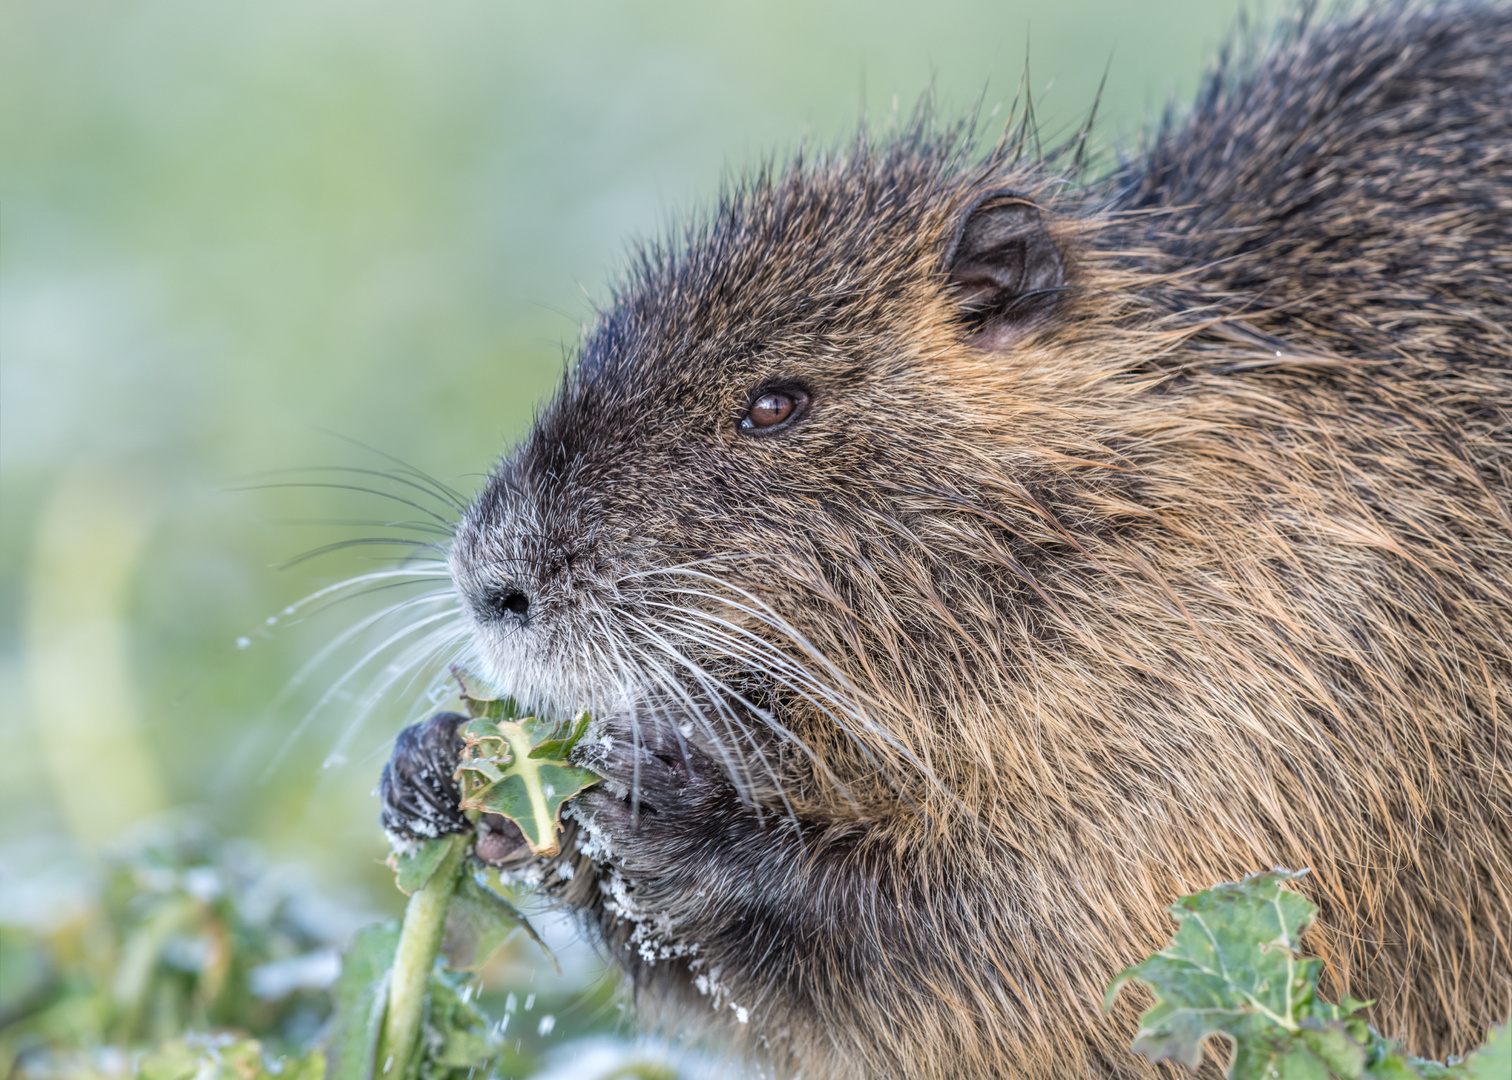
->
<box><xmin>379</xmin><ymin>2</ymin><xmax>1512</xmax><ymax>1076</ymax></box>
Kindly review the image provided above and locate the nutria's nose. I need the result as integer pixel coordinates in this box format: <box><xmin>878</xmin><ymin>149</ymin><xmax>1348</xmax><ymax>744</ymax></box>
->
<box><xmin>475</xmin><ymin>580</ymin><xmax>530</xmax><ymax>624</ymax></box>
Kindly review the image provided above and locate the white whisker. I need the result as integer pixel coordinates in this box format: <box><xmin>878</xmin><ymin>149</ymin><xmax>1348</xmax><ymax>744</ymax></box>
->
<box><xmin>278</xmin><ymin>567</ymin><xmax>453</xmax><ymax>619</ymax></box>
<box><xmin>260</xmin><ymin>594</ymin><xmax>462</xmax><ymax>780</ymax></box>
<box><xmin>617</xmin><ymin>612</ymin><xmax>799</xmax><ymax>819</ymax></box>
<box><xmin>323</xmin><ymin>617</ymin><xmax>473</xmax><ymax>768</ymax></box>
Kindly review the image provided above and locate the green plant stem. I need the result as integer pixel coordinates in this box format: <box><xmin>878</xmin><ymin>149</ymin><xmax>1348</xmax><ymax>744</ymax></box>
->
<box><xmin>376</xmin><ymin>834</ymin><xmax>468</xmax><ymax>1080</ymax></box>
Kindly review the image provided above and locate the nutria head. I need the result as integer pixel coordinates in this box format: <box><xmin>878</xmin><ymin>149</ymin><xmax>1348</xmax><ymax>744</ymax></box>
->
<box><xmin>448</xmin><ymin>141</ymin><xmax>1090</xmax><ymax>803</ymax></box>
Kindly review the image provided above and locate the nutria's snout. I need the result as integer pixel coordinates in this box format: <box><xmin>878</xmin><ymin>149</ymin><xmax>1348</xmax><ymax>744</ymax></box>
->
<box><xmin>447</xmin><ymin>466</ymin><xmax>655</xmax><ymax>723</ymax></box>
<box><xmin>450</xmin><ymin>489</ymin><xmax>538</xmax><ymax>635</ymax></box>
<box><xmin>448</xmin><ymin>483</ymin><xmax>558</xmax><ymax>703</ymax></box>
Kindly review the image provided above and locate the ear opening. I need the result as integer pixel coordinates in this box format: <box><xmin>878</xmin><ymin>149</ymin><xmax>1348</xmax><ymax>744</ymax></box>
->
<box><xmin>942</xmin><ymin>189</ymin><xmax>1065</xmax><ymax>349</ymax></box>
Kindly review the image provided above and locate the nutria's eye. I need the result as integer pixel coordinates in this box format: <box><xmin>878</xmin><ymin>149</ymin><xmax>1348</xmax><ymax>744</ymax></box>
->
<box><xmin>740</xmin><ymin>387</ymin><xmax>809</xmax><ymax>434</ymax></box>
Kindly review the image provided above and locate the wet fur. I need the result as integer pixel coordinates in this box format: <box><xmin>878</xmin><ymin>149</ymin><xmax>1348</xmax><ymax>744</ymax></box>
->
<box><xmin>396</xmin><ymin>3</ymin><xmax>1512</xmax><ymax>1077</ymax></box>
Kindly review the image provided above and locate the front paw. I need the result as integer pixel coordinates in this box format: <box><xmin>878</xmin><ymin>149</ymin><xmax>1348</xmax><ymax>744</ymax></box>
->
<box><xmin>378</xmin><ymin>712</ymin><xmax>473</xmax><ymax>844</ymax></box>
<box><xmin>380</xmin><ymin>712</ymin><xmax>539</xmax><ymax>870</ymax></box>
<box><xmin>568</xmin><ymin>718</ymin><xmax>736</xmax><ymax>875</ymax></box>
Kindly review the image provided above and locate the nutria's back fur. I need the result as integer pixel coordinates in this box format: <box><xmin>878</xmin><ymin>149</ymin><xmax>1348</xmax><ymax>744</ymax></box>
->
<box><xmin>434</xmin><ymin>2</ymin><xmax>1512</xmax><ymax>1076</ymax></box>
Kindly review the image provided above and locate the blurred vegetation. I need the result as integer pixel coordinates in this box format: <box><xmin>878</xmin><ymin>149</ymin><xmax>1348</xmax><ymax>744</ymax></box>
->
<box><xmin>0</xmin><ymin>823</ymin><xmax>682</xmax><ymax>1078</ymax></box>
<box><xmin>2</xmin><ymin>0</ymin><xmax>1261</xmax><ymax>1071</ymax></box>
<box><xmin>0</xmin><ymin>825</ymin><xmax>341</xmax><ymax>1075</ymax></box>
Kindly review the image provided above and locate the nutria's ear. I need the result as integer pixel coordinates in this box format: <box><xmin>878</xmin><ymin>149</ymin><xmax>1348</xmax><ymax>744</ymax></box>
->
<box><xmin>943</xmin><ymin>190</ymin><xmax>1064</xmax><ymax>349</ymax></box>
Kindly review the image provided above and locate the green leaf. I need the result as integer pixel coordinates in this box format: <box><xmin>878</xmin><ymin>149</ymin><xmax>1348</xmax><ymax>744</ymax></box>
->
<box><xmin>110</xmin><ymin>893</ymin><xmax>203</xmax><ymax>1040</ymax></box>
<box><xmin>456</xmin><ymin>716</ymin><xmax>598</xmax><ymax>858</ymax></box>
<box><xmin>1228</xmin><ymin>1014</ymin><xmax>1334</xmax><ymax>1080</ymax></box>
<box><xmin>136</xmin><ymin>1041</ymin><xmax>200</xmax><ymax>1080</ymax></box>
<box><xmin>1107</xmin><ymin>870</ymin><xmax>1354</xmax><ymax>1079</ymax></box>
<box><xmin>450</xmin><ymin>668</ymin><xmax>521</xmax><ymax>722</ymax></box>
<box><xmin>1399</xmin><ymin>1058</ymin><xmax>1454</xmax><ymax>1080</ymax></box>
<box><xmin>0</xmin><ymin>925</ymin><xmax>54</xmax><ymax>1025</ymax></box>
<box><xmin>389</xmin><ymin>839</ymin><xmax>454</xmax><ymax>896</ymax></box>
<box><xmin>1301</xmin><ymin>1018</ymin><xmax>1369</xmax><ymax>1079</ymax></box>
<box><xmin>529</xmin><ymin>709</ymin><xmax>594</xmax><ymax>760</ymax></box>
<box><xmin>1107</xmin><ymin>872</ymin><xmax>1511</xmax><ymax>1080</ymax></box>
<box><xmin>456</xmin><ymin>718</ymin><xmax>509</xmax><ymax>770</ymax></box>
<box><xmin>414</xmin><ymin>968</ymin><xmax>501</xmax><ymax>1080</ymax></box>
<box><xmin>464</xmin><ymin>696</ymin><xmax>516</xmax><ymax>723</ymax></box>
<box><xmin>441</xmin><ymin>871</ymin><xmax>548</xmax><ymax>973</ymax></box>
<box><xmin>323</xmin><ymin>923</ymin><xmax>399</xmax><ymax>1080</ymax></box>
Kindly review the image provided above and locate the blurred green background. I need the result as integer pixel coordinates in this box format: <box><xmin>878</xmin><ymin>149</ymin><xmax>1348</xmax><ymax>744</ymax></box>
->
<box><xmin>1</xmin><ymin>0</ymin><xmax>1263</xmax><ymax>1067</ymax></box>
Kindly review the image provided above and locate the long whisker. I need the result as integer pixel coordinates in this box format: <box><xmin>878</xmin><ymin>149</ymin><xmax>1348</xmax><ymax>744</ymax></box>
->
<box><xmin>232</xmin><ymin>481</ymin><xmax>455</xmax><ymax>526</ymax></box>
<box><xmin>646</xmin><ymin>600</ymin><xmax>859</xmax><ymax>715</ymax></box>
<box><xmin>629</xmin><ymin>568</ymin><xmax>922</xmax><ymax>760</ymax></box>
<box><xmin>277</xmin><ymin>567</ymin><xmax>454</xmax><ymax>617</ymax></box>
<box><xmin>257</xmin><ymin>591</ymin><xmax>460</xmax><ymax>780</ymax></box>
<box><xmin>312</xmin><ymin>429</ymin><xmax>473</xmax><ymax>511</ymax></box>
<box><xmin>646</xmin><ymin>610</ymin><xmax>864</xmax><ymax>760</ymax></box>
<box><xmin>615</xmin><ymin>552</ymin><xmax>894</xmax><ymax>788</ymax></box>
<box><xmin>324</xmin><ymin>618</ymin><xmax>474</xmax><ymax>769</ymax></box>
<box><xmin>272</xmin><ymin>517</ymin><xmax>456</xmax><ymax>537</ymax></box>
<box><xmin>237</xmin><ymin>464</ymin><xmax>466</xmax><ymax>516</ymax></box>
<box><xmin>276</xmin><ymin>537</ymin><xmax>447</xmax><ymax>571</ymax></box>
<box><xmin>289</xmin><ymin>574</ymin><xmax>456</xmax><ymax>626</ymax></box>
<box><xmin>624</xmin><ymin>564</ymin><xmax>962</xmax><ymax>810</ymax></box>
<box><xmin>304</xmin><ymin>605</ymin><xmax>468</xmax><ymax>766</ymax></box>
<box><xmin>610</xmin><ymin>550</ymin><xmax>777</xmax><ymax>583</ymax></box>
<box><xmin>587</xmin><ymin>595</ymin><xmax>739</xmax><ymax>804</ymax></box>
<box><xmin>617</xmin><ymin>612</ymin><xmax>800</xmax><ymax>822</ymax></box>
<box><xmin>645</xmin><ymin>608</ymin><xmax>860</xmax><ymax>751</ymax></box>
<box><xmin>271</xmin><ymin>571</ymin><xmax>454</xmax><ymax>630</ymax></box>
<box><xmin>623</xmin><ymin>612</ymin><xmax>847</xmax><ymax>822</ymax></box>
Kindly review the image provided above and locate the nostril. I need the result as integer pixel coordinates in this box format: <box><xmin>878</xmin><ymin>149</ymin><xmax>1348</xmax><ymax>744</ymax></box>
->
<box><xmin>477</xmin><ymin>581</ymin><xmax>531</xmax><ymax>622</ymax></box>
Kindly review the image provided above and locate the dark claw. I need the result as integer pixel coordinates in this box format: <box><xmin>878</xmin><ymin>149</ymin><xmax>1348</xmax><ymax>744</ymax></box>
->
<box><xmin>571</xmin><ymin>787</ymin><xmax>638</xmax><ymax>840</ymax></box>
<box><xmin>379</xmin><ymin>712</ymin><xmax>471</xmax><ymax>842</ymax></box>
<box><xmin>597</xmin><ymin>738</ymin><xmax>687</xmax><ymax>813</ymax></box>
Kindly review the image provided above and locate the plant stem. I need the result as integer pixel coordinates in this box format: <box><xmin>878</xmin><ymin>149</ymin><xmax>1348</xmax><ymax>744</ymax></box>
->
<box><xmin>376</xmin><ymin>834</ymin><xmax>468</xmax><ymax>1080</ymax></box>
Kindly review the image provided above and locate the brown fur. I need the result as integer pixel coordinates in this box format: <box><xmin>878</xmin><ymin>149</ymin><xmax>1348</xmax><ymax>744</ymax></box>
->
<box><xmin>407</xmin><ymin>2</ymin><xmax>1512</xmax><ymax>1076</ymax></box>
